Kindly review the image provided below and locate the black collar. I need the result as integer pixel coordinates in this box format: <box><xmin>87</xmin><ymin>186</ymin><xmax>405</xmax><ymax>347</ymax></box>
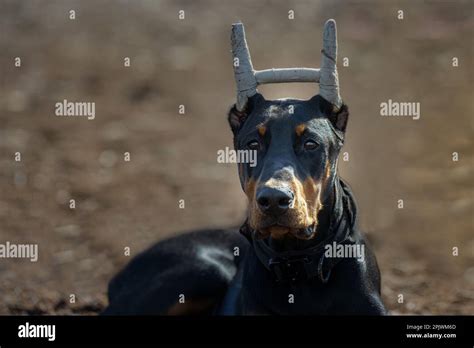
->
<box><xmin>240</xmin><ymin>178</ymin><xmax>358</xmax><ymax>284</ymax></box>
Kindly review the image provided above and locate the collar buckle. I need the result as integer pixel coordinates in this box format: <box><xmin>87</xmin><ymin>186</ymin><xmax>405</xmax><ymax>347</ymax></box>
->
<box><xmin>268</xmin><ymin>256</ymin><xmax>313</xmax><ymax>283</ymax></box>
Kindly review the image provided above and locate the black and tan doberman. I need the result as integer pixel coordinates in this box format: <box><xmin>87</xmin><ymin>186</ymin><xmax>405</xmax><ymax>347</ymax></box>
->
<box><xmin>103</xmin><ymin>20</ymin><xmax>386</xmax><ymax>315</ymax></box>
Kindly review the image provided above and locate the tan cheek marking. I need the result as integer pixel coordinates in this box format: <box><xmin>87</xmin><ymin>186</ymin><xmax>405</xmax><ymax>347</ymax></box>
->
<box><xmin>303</xmin><ymin>177</ymin><xmax>318</xmax><ymax>202</ymax></box>
<box><xmin>292</xmin><ymin>178</ymin><xmax>306</xmax><ymax>209</ymax></box>
<box><xmin>286</xmin><ymin>177</ymin><xmax>310</xmax><ymax>226</ymax></box>
<box><xmin>245</xmin><ymin>178</ymin><xmax>256</xmax><ymax>201</ymax></box>
<box><xmin>325</xmin><ymin>159</ymin><xmax>331</xmax><ymax>180</ymax></box>
<box><xmin>257</xmin><ymin>125</ymin><xmax>266</xmax><ymax>137</ymax></box>
<box><xmin>245</xmin><ymin>178</ymin><xmax>260</xmax><ymax>228</ymax></box>
<box><xmin>303</xmin><ymin>177</ymin><xmax>322</xmax><ymax>222</ymax></box>
<box><xmin>295</xmin><ymin>124</ymin><xmax>306</xmax><ymax>137</ymax></box>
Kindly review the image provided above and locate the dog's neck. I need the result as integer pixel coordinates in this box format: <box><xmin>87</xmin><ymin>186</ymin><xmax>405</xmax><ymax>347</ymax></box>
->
<box><xmin>265</xmin><ymin>176</ymin><xmax>342</xmax><ymax>252</ymax></box>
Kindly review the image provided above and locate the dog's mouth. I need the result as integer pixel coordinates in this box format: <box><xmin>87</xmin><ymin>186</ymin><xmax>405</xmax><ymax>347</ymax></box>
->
<box><xmin>256</xmin><ymin>223</ymin><xmax>317</xmax><ymax>240</ymax></box>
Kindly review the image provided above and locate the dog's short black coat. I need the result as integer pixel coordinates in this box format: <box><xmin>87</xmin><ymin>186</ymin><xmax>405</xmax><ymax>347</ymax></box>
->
<box><xmin>103</xmin><ymin>94</ymin><xmax>387</xmax><ymax>315</ymax></box>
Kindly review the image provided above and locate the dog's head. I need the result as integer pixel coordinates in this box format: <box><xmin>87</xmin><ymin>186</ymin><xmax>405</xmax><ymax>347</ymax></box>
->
<box><xmin>229</xmin><ymin>20</ymin><xmax>348</xmax><ymax>240</ymax></box>
<box><xmin>229</xmin><ymin>95</ymin><xmax>348</xmax><ymax>240</ymax></box>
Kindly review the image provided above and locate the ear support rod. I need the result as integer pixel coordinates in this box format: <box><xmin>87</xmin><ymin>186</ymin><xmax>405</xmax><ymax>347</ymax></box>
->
<box><xmin>255</xmin><ymin>68</ymin><xmax>320</xmax><ymax>84</ymax></box>
<box><xmin>231</xmin><ymin>20</ymin><xmax>342</xmax><ymax>112</ymax></box>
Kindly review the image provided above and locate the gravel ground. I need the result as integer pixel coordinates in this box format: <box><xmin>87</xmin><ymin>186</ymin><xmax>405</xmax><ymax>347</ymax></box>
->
<box><xmin>0</xmin><ymin>0</ymin><xmax>472</xmax><ymax>315</ymax></box>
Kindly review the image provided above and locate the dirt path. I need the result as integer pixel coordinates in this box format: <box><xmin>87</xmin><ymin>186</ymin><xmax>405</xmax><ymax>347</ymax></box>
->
<box><xmin>0</xmin><ymin>1</ymin><xmax>472</xmax><ymax>315</ymax></box>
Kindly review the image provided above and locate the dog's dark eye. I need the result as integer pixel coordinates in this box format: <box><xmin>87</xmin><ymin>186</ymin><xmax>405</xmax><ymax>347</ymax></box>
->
<box><xmin>304</xmin><ymin>140</ymin><xmax>319</xmax><ymax>151</ymax></box>
<box><xmin>247</xmin><ymin>140</ymin><xmax>260</xmax><ymax>150</ymax></box>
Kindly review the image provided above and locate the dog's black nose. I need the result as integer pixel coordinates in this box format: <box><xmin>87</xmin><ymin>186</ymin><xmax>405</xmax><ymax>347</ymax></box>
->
<box><xmin>256</xmin><ymin>187</ymin><xmax>294</xmax><ymax>216</ymax></box>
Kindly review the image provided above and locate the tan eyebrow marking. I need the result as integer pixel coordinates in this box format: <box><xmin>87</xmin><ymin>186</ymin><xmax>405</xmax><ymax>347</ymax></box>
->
<box><xmin>257</xmin><ymin>124</ymin><xmax>267</xmax><ymax>137</ymax></box>
<box><xmin>295</xmin><ymin>123</ymin><xmax>306</xmax><ymax>136</ymax></box>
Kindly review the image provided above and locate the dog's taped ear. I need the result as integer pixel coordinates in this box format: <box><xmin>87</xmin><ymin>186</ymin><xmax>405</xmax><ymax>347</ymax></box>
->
<box><xmin>228</xmin><ymin>105</ymin><xmax>247</xmax><ymax>134</ymax></box>
<box><xmin>228</xmin><ymin>93</ymin><xmax>263</xmax><ymax>134</ymax></box>
<box><xmin>317</xmin><ymin>96</ymin><xmax>349</xmax><ymax>133</ymax></box>
<box><xmin>327</xmin><ymin>104</ymin><xmax>349</xmax><ymax>133</ymax></box>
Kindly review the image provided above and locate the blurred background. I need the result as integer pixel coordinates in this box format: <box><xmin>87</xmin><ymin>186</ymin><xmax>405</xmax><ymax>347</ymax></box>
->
<box><xmin>0</xmin><ymin>0</ymin><xmax>472</xmax><ymax>314</ymax></box>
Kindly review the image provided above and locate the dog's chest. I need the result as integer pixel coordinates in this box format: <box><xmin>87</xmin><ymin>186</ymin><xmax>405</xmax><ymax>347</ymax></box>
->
<box><xmin>229</xmin><ymin>253</ymin><xmax>339</xmax><ymax>315</ymax></box>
